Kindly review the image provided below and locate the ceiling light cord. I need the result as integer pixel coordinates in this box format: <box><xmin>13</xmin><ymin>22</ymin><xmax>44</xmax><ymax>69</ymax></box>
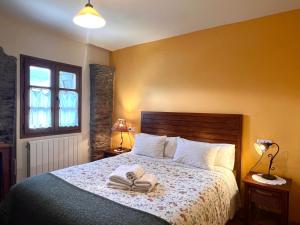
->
<box><xmin>86</xmin><ymin>0</ymin><xmax>93</xmax><ymax>8</ymax></box>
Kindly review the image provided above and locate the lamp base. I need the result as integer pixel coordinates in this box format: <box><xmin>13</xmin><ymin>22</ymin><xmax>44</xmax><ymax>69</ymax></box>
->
<box><xmin>262</xmin><ymin>173</ymin><xmax>277</xmax><ymax>180</ymax></box>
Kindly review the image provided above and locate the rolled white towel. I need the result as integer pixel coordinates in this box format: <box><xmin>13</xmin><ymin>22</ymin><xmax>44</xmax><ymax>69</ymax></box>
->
<box><xmin>132</xmin><ymin>174</ymin><xmax>157</xmax><ymax>192</ymax></box>
<box><xmin>126</xmin><ymin>164</ymin><xmax>145</xmax><ymax>181</ymax></box>
<box><xmin>106</xmin><ymin>181</ymin><xmax>131</xmax><ymax>191</ymax></box>
<box><xmin>108</xmin><ymin>165</ymin><xmax>134</xmax><ymax>186</ymax></box>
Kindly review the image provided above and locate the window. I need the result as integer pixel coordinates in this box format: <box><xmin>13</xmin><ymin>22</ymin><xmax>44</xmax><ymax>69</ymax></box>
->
<box><xmin>20</xmin><ymin>55</ymin><xmax>81</xmax><ymax>138</ymax></box>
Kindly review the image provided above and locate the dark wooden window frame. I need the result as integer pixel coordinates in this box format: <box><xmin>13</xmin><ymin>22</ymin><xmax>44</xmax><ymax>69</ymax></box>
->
<box><xmin>20</xmin><ymin>55</ymin><xmax>82</xmax><ymax>138</ymax></box>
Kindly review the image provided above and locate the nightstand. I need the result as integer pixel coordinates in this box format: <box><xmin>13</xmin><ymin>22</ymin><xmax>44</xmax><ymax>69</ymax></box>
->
<box><xmin>243</xmin><ymin>172</ymin><xmax>292</xmax><ymax>225</ymax></box>
<box><xmin>102</xmin><ymin>148</ymin><xmax>131</xmax><ymax>158</ymax></box>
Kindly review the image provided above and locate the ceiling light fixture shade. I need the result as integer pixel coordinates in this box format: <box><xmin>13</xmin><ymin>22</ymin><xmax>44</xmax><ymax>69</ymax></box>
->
<box><xmin>73</xmin><ymin>0</ymin><xmax>106</xmax><ymax>29</ymax></box>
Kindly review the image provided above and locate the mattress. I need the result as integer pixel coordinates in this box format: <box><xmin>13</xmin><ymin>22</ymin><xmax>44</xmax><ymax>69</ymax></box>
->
<box><xmin>52</xmin><ymin>153</ymin><xmax>239</xmax><ymax>225</ymax></box>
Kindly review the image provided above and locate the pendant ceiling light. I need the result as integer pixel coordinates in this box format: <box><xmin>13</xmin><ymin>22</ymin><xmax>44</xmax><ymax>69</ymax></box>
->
<box><xmin>73</xmin><ymin>0</ymin><xmax>106</xmax><ymax>29</ymax></box>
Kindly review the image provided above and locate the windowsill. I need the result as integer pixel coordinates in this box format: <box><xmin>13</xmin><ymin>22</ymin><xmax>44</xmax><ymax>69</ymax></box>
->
<box><xmin>20</xmin><ymin>128</ymin><xmax>82</xmax><ymax>139</ymax></box>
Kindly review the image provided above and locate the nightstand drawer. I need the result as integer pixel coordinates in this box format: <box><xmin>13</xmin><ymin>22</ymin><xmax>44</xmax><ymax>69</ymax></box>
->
<box><xmin>250</xmin><ymin>187</ymin><xmax>281</xmax><ymax>212</ymax></box>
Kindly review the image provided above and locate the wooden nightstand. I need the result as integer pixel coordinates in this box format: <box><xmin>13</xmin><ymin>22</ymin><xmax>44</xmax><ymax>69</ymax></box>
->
<box><xmin>102</xmin><ymin>148</ymin><xmax>131</xmax><ymax>158</ymax></box>
<box><xmin>243</xmin><ymin>172</ymin><xmax>292</xmax><ymax>225</ymax></box>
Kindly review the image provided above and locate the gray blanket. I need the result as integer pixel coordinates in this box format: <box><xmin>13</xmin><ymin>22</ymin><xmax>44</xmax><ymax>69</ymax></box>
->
<box><xmin>0</xmin><ymin>173</ymin><xmax>170</xmax><ymax>225</ymax></box>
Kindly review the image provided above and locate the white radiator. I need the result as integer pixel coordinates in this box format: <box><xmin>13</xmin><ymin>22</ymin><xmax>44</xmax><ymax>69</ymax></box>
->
<box><xmin>27</xmin><ymin>134</ymin><xmax>82</xmax><ymax>177</ymax></box>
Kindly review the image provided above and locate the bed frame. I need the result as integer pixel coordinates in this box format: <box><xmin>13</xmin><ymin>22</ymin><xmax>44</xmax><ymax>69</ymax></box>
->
<box><xmin>141</xmin><ymin>111</ymin><xmax>243</xmax><ymax>188</ymax></box>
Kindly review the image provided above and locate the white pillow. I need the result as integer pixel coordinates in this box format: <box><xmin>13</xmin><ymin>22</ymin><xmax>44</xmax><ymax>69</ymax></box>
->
<box><xmin>173</xmin><ymin>138</ymin><xmax>219</xmax><ymax>170</ymax></box>
<box><xmin>212</xmin><ymin>144</ymin><xmax>235</xmax><ymax>171</ymax></box>
<box><xmin>164</xmin><ymin>137</ymin><xmax>179</xmax><ymax>158</ymax></box>
<box><xmin>132</xmin><ymin>133</ymin><xmax>166</xmax><ymax>158</ymax></box>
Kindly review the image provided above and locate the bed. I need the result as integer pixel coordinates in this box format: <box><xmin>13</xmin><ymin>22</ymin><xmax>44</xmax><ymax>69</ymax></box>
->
<box><xmin>0</xmin><ymin>111</ymin><xmax>243</xmax><ymax>225</ymax></box>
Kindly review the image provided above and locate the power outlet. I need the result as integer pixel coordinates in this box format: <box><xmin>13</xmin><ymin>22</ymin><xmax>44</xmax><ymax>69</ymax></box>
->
<box><xmin>256</xmin><ymin>139</ymin><xmax>273</xmax><ymax>144</ymax></box>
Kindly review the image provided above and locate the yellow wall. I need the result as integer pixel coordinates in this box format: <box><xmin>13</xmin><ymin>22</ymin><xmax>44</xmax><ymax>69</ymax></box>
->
<box><xmin>111</xmin><ymin>9</ymin><xmax>300</xmax><ymax>222</ymax></box>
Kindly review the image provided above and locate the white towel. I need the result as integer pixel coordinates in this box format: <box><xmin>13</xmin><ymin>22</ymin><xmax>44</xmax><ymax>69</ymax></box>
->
<box><xmin>126</xmin><ymin>164</ymin><xmax>145</xmax><ymax>181</ymax></box>
<box><xmin>106</xmin><ymin>181</ymin><xmax>131</xmax><ymax>191</ymax></box>
<box><xmin>132</xmin><ymin>174</ymin><xmax>157</xmax><ymax>192</ymax></box>
<box><xmin>108</xmin><ymin>165</ymin><xmax>134</xmax><ymax>186</ymax></box>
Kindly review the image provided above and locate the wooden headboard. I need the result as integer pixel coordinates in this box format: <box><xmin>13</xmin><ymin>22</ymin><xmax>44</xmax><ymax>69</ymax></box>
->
<box><xmin>141</xmin><ymin>111</ymin><xmax>243</xmax><ymax>187</ymax></box>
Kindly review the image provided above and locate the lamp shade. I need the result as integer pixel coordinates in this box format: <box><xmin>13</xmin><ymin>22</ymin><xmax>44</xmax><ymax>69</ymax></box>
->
<box><xmin>73</xmin><ymin>2</ymin><xmax>106</xmax><ymax>29</ymax></box>
<box><xmin>254</xmin><ymin>142</ymin><xmax>273</xmax><ymax>155</ymax></box>
<box><xmin>254</xmin><ymin>143</ymin><xmax>266</xmax><ymax>155</ymax></box>
<box><xmin>112</xmin><ymin>119</ymin><xmax>128</xmax><ymax>132</ymax></box>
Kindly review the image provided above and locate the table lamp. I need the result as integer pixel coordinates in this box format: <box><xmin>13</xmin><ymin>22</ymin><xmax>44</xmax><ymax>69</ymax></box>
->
<box><xmin>254</xmin><ymin>141</ymin><xmax>280</xmax><ymax>180</ymax></box>
<box><xmin>112</xmin><ymin>119</ymin><xmax>129</xmax><ymax>153</ymax></box>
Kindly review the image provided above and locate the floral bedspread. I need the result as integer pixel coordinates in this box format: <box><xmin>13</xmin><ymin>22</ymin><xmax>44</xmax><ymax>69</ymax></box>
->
<box><xmin>52</xmin><ymin>153</ymin><xmax>236</xmax><ymax>225</ymax></box>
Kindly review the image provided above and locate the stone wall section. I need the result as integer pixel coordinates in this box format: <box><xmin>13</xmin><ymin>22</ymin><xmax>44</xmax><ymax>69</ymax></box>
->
<box><xmin>90</xmin><ymin>64</ymin><xmax>114</xmax><ymax>160</ymax></box>
<box><xmin>0</xmin><ymin>47</ymin><xmax>16</xmax><ymax>145</ymax></box>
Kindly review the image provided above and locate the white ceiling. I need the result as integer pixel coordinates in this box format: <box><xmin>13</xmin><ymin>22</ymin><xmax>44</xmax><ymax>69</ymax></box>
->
<box><xmin>1</xmin><ymin>0</ymin><xmax>300</xmax><ymax>51</ymax></box>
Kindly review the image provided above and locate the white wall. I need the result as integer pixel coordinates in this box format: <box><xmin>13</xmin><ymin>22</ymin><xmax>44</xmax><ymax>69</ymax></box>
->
<box><xmin>0</xmin><ymin>13</ymin><xmax>110</xmax><ymax>181</ymax></box>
